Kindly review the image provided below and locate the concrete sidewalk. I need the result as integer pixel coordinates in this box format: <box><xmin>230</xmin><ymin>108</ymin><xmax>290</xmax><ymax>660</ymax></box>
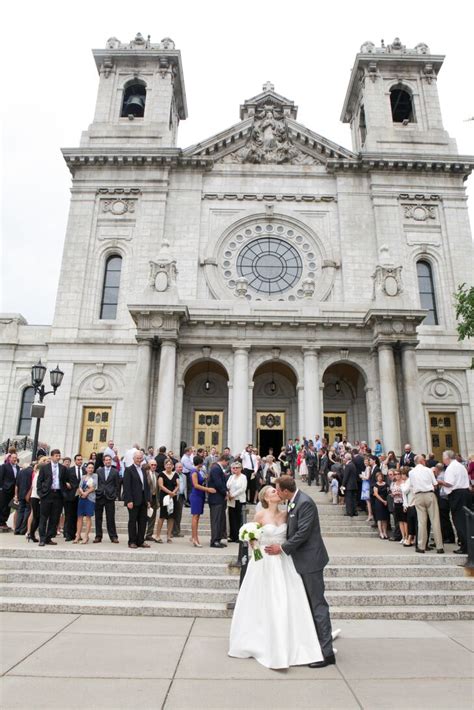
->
<box><xmin>1</xmin><ymin>613</ymin><xmax>472</xmax><ymax>709</ymax></box>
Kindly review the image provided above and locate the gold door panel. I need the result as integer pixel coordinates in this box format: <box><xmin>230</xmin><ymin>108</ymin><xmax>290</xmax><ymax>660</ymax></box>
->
<box><xmin>79</xmin><ymin>407</ymin><xmax>112</xmax><ymax>458</ymax></box>
<box><xmin>324</xmin><ymin>412</ymin><xmax>347</xmax><ymax>443</ymax></box>
<box><xmin>193</xmin><ymin>411</ymin><xmax>223</xmax><ymax>450</ymax></box>
<box><xmin>429</xmin><ymin>412</ymin><xmax>459</xmax><ymax>461</ymax></box>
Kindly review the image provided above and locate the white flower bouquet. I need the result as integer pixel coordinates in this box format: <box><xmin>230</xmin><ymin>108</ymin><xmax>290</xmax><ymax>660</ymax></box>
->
<box><xmin>239</xmin><ymin>522</ymin><xmax>264</xmax><ymax>561</ymax></box>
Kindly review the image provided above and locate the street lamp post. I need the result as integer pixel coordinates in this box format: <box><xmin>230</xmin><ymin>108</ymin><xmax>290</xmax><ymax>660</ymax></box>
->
<box><xmin>30</xmin><ymin>360</ymin><xmax>64</xmax><ymax>461</ymax></box>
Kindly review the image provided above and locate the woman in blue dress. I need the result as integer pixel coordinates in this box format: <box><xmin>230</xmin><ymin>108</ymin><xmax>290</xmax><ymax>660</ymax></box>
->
<box><xmin>74</xmin><ymin>462</ymin><xmax>97</xmax><ymax>544</ymax></box>
<box><xmin>189</xmin><ymin>456</ymin><xmax>216</xmax><ymax>547</ymax></box>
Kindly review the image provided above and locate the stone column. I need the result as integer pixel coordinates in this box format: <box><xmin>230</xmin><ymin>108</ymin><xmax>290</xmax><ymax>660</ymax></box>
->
<box><xmin>231</xmin><ymin>347</ymin><xmax>249</xmax><ymax>453</ymax></box>
<box><xmin>154</xmin><ymin>339</ymin><xmax>177</xmax><ymax>449</ymax></box>
<box><xmin>401</xmin><ymin>343</ymin><xmax>426</xmax><ymax>453</ymax></box>
<box><xmin>248</xmin><ymin>382</ymin><xmax>254</xmax><ymax>445</ymax></box>
<box><xmin>297</xmin><ymin>385</ymin><xmax>304</xmax><ymax>439</ymax></box>
<box><xmin>173</xmin><ymin>383</ymin><xmax>184</xmax><ymax>453</ymax></box>
<box><xmin>131</xmin><ymin>340</ymin><xmax>152</xmax><ymax>446</ymax></box>
<box><xmin>378</xmin><ymin>343</ymin><xmax>401</xmax><ymax>453</ymax></box>
<box><xmin>303</xmin><ymin>348</ymin><xmax>321</xmax><ymax>439</ymax></box>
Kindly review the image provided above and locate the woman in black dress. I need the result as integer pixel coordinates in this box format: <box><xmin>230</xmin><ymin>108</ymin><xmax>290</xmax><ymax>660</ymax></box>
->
<box><xmin>373</xmin><ymin>471</ymin><xmax>390</xmax><ymax>539</ymax></box>
<box><xmin>153</xmin><ymin>458</ymin><xmax>179</xmax><ymax>543</ymax></box>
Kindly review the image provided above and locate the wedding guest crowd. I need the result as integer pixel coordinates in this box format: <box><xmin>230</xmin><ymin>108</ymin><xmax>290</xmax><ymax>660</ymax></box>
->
<box><xmin>0</xmin><ymin>433</ymin><xmax>471</xmax><ymax>557</ymax></box>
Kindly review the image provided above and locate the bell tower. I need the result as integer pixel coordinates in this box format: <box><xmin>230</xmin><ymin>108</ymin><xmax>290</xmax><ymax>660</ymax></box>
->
<box><xmin>80</xmin><ymin>33</ymin><xmax>187</xmax><ymax>147</ymax></box>
<box><xmin>341</xmin><ymin>37</ymin><xmax>457</xmax><ymax>155</ymax></box>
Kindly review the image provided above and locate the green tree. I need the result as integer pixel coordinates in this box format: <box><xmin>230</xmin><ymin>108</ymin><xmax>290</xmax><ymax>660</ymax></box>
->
<box><xmin>454</xmin><ymin>283</ymin><xmax>474</xmax><ymax>340</ymax></box>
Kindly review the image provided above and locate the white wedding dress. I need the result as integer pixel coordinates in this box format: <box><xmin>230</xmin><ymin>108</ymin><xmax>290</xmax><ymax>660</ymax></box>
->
<box><xmin>228</xmin><ymin>523</ymin><xmax>324</xmax><ymax>669</ymax></box>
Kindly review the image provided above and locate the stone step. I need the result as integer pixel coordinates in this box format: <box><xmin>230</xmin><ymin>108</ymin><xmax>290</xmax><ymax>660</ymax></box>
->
<box><xmin>0</xmin><ymin>558</ymin><xmax>234</xmax><ymax>576</ymax></box>
<box><xmin>0</xmin><ymin>550</ymin><xmax>465</xmax><ymax>566</ymax></box>
<box><xmin>1</xmin><ymin>596</ymin><xmax>473</xmax><ymax>620</ymax></box>
<box><xmin>1</xmin><ymin>584</ymin><xmax>472</xmax><ymax>606</ymax></box>
<box><xmin>1</xmin><ymin>570</ymin><xmax>470</xmax><ymax>591</ymax></box>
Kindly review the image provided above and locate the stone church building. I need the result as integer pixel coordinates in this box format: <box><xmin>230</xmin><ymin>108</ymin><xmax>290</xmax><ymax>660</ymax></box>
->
<box><xmin>1</xmin><ymin>33</ymin><xmax>473</xmax><ymax>460</ymax></box>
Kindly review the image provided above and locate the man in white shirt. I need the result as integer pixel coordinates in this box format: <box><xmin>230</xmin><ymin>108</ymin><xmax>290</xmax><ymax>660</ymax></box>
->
<box><xmin>439</xmin><ymin>450</ymin><xmax>470</xmax><ymax>554</ymax></box>
<box><xmin>123</xmin><ymin>443</ymin><xmax>140</xmax><ymax>468</ymax></box>
<box><xmin>409</xmin><ymin>454</ymin><xmax>444</xmax><ymax>553</ymax></box>
<box><xmin>241</xmin><ymin>445</ymin><xmax>256</xmax><ymax>504</ymax></box>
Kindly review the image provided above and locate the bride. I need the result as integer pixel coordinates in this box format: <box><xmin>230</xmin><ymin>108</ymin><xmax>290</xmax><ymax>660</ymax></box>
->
<box><xmin>229</xmin><ymin>485</ymin><xmax>325</xmax><ymax>669</ymax></box>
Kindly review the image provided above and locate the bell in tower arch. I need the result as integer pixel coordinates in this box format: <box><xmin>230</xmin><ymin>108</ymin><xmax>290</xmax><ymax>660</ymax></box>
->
<box><xmin>121</xmin><ymin>83</ymin><xmax>146</xmax><ymax>118</ymax></box>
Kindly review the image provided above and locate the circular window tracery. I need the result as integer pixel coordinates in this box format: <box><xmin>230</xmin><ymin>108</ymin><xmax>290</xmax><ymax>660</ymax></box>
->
<box><xmin>216</xmin><ymin>219</ymin><xmax>325</xmax><ymax>301</ymax></box>
<box><xmin>236</xmin><ymin>238</ymin><xmax>302</xmax><ymax>295</ymax></box>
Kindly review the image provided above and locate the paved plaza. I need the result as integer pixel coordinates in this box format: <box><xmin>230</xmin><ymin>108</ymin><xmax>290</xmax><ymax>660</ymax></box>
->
<box><xmin>0</xmin><ymin>612</ymin><xmax>472</xmax><ymax>709</ymax></box>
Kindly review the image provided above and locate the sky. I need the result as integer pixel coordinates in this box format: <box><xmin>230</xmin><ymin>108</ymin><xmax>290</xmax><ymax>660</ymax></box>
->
<box><xmin>1</xmin><ymin>0</ymin><xmax>473</xmax><ymax>324</ymax></box>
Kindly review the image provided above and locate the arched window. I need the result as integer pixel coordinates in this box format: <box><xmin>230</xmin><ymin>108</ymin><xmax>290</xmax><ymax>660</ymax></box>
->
<box><xmin>121</xmin><ymin>82</ymin><xmax>146</xmax><ymax>118</ymax></box>
<box><xmin>417</xmin><ymin>260</ymin><xmax>438</xmax><ymax>325</ymax></box>
<box><xmin>390</xmin><ymin>85</ymin><xmax>415</xmax><ymax>123</ymax></box>
<box><xmin>100</xmin><ymin>255</ymin><xmax>122</xmax><ymax>320</ymax></box>
<box><xmin>359</xmin><ymin>105</ymin><xmax>366</xmax><ymax>145</ymax></box>
<box><xmin>18</xmin><ymin>386</ymin><xmax>35</xmax><ymax>436</ymax></box>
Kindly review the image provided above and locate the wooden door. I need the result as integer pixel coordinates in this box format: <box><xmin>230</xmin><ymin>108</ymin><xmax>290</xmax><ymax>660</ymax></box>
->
<box><xmin>323</xmin><ymin>412</ymin><xmax>347</xmax><ymax>444</ymax></box>
<box><xmin>428</xmin><ymin>412</ymin><xmax>459</xmax><ymax>460</ymax></box>
<box><xmin>79</xmin><ymin>406</ymin><xmax>112</xmax><ymax>458</ymax></box>
<box><xmin>193</xmin><ymin>411</ymin><xmax>223</xmax><ymax>450</ymax></box>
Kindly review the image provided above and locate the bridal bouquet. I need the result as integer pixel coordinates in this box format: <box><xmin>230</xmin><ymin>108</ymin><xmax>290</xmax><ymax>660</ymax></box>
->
<box><xmin>239</xmin><ymin>522</ymin><xmax>264</xmax><ymax>561</ymax></box>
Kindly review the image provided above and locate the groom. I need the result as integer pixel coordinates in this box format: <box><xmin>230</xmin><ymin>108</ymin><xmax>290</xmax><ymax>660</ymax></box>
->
<box><xmin>265</xmin><ymin>475</ymin><xmax>335</xmax><ymax>667</ymax></box>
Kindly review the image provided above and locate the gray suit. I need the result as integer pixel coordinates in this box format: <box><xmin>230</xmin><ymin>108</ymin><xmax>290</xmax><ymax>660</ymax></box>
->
<box><xmin>282</xmin><ymin>490</ymin><xmax>333</xmax><ymax>658</ymax></box>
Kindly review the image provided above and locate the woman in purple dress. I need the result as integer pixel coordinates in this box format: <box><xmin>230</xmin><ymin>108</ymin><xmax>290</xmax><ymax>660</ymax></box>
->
<box><xmin>189</xmin><ymin>456</ymin><xmax>215</xmax><ymax>548</ymax></box>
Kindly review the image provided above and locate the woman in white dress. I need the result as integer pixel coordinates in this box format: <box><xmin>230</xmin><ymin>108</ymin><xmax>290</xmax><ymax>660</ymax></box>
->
<box><xmin>228</xmin><ymin>485</ymin><xmax>324</xmax><ymax>669</ymax></box>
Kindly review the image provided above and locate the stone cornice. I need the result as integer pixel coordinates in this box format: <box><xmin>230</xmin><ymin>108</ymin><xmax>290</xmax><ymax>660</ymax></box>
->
<box><xmin>327</xmin><ymin>154</ymin><xmax>474</xmax><ymax>178</ymax></box>
<box><xmin>61</xmin><ymin>148</ymin><xmax>212</xmax><ymax>175</ymax></box>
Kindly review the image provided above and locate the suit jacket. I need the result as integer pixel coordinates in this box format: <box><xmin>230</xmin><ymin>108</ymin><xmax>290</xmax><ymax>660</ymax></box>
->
<box><xmin>16</xmin><ymin>466</ymin><xmax>33</xmax><ymax>499</ymax></box>
<box><xmin>285</xmin><ymin>445</ymin><xmax>296</xmax><ymax>462</ymax></box>
<box><xmin>95</xmin><ymin>466</ymin><xmax>120</xmax><ymax>501</ymax></box>
<box><xmin>282</xmin><ymin>490</ymin><xmax>329</xmax><ymax>573</ymax></box>
<box><xmin>342</xmin><ymin>461</ymin><xmax>359</xmax><ymax>491</ymax></box>
<box><xmin>61</xmin><ymin>465</ymin><xmax>82</xmax><ymax>501</ymax></box>
<box><xmin>123</xmin><ymin>465</ymin><xmax>151</xmax><ymax>506</ymax></box>
<box><xmin>37</xmin><ymin>463</ymin><xmax>67</xmax><ymax>499</ymax></box>
<box><xmin>0</xmin><ymin>462</ymin><xmax>20</xmax><ymax>493</ymax></box>
<box><xmin>353</xmin><ymin>454</ymin><xmax>365</xmax><ymax>475</ymax></box>
<box><xmin>319</xmin><ymin>454</ymin><xmax>329</xmax><ymax>475</ymax></box>
<box><xmin>400</xmin><ymin>451</ymin><xmax>416</xmax><ymax>468</ymax></box>
<box><xmin>154</xmin><ymin>453</ymin><xmax>167</xmax><ymax>473</ymax></box>
<box><xmin>207</xmin><ymin>463</ymin><xmax>227</xmax><ymax>506</ymax></box>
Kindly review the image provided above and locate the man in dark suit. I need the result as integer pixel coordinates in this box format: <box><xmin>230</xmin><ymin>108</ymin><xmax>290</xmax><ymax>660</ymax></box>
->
<box><xmin>0</xmin><ymin>452</ymin><xmax>21</xmax><ymax>529</ymax></box>
<box><xmin>14</xmin><ymin>464</ymin><xmax>33</xmax><ymax>535</ymax></box>
<box><xmin>352</xmin><ymin>448</ymin><xmax>366</xmax><ymax>511</ymax></box>
<box><xmin>318</xmin><ymin>449</ymin><xmax>330</xmax><ymax>493</ymax></box>
<box><xmin>342</xmin><ymin>453</ymin><xmax>359</xmax><ymax>517</ymax></box>
<box><xmin>94</xmin><ymin>454</ymin><xmax>119</xmax><ymax>543</ymax></box>
<box><xmin>123</xmin><ymin>451</ymin><xmax>151</xmax><ymax>549</ymax></box>
<box><xmin>208</xmin><ymin>454</ymin><xmax>229</xmax><ymax>548</ymax></box>
<box><xmin>37</xmin><ymin>449</ymin><xmax>67</xmax><ymax>546</ymax></box>
<box><xmin>154</xmin><ymin>446</ymin><xmax>167</xmax><ymax>473</ymax></box>
<box><xmin>306</xmin><ymin>444</ymin><xmax>318</xmax><ymax>487</ymax></box>
<box><xmin>61</xmin><ymin>454</ymin><xmax>83</xmax><ymax>541</ymax></box>
<box><xmin>285</xmin><ymin>440</ymin><xmax>296</xmax><ymax>475</ymax></box>
<box><xmin>266</xmin><ymin>475</ymin><xmax>335</xmax><ymax>668</ymax></box>
<box><xmin>400</xmin><ymin>444</ymin><xmax>416</xmax><ymax>468</ymax></box>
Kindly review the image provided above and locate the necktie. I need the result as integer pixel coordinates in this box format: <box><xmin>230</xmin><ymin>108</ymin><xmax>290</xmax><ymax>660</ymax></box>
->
<box><xmin>77</xmin><ymin>467</ymin><xmax>80</xmax><ymax>481</ymax></box>
<box><xmin>250</xmin><ymin>454</ymin><xmax>254</xmax><ymax>468</ymax></box>
<box><xmin>105</xmin><ymin>468</ymin><xmax>109</xmax><ymax>481</ymax></box>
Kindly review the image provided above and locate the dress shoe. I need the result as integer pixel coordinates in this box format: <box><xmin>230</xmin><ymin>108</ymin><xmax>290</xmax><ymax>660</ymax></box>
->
<box><xmin>415</xmin><ymin>547</ymin><xmax>425</xmax><ymax>553</ymax></box>
<box><xmin>436</xmin><ymin>549</ymin><xmax>445</xmax><ymax>554</ymax></box>
<box><xmin>139</xmin><ymin>543</ymin><xmax>151</xmax><ymax>548</ymax></box>
<box><xmin>111</xmin><ymin>538</ymin><xmax>119</xmax><ymax>544</ymax></box>
<box><xmin>309</xmin><ymin>654</ymin><xmax>336</xmax><ymax>668</ymax></box>
<box><xmin>46</xmin><ymin>540</ymin><xmax>57</xmax><ymax>545</ymax></box>
<box><xmin>93</xmin><ymin>538</ymin><xmax>102</xmax><ymax>543</ymax></box>
<box><xmin>64</xmin><ymin>537</ymin><xmax>72</xmax><ymax>542</ymax></box>
<box><xmin>145</xmin><ymin>535</ymin><xmax>154</xmax><ymax>541</ymax></box>
<box><xmin>453</xmin><ymin>548</ymin><xmax>467</xmax><ymax>555</ymax></box>
<box><xmin>211</xmin><ymin>542</ymin><xmax>225</xmax><ymax>548</ymax></box>
<box><xmin>128</xmin><ymin>543</ymin><xmax>138</xmax><ymax>549</ymax></box>
<box><xmin>38</xmin><ymin>541</ymin><xmax>45</xmax><ymax>546</ymax></box>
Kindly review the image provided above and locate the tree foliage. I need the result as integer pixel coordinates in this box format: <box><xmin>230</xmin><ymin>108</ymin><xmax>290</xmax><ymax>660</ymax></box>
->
<box><xmin>454</xmin><ymin>283</ymin><xmax>474</xmax><ymax>340</ymax></box>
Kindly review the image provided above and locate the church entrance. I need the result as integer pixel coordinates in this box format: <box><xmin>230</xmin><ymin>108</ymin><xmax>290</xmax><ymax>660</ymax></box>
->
<box><xmin>428</xmin><ymin>412</ymin><xmax>459</xmax><ymax>461</ymax></box>
<box><xmin>256</xmin><ymin>411</ymin><xmax>285</xmax><ymax>456</ymax></box>
<box><xmin>322</xmin><ymin>363</ymin><xmax>367</xmax><ymax>443</ymax></box>
<box><xmin>182</xmin><ymin>360</ymin><xmax>229</xmax><ymax>452</ymax></box>
<box><xmin>193</xmin><ymin>410</ymin><xmax>223</xmax><ymax>449</ymax></box>
<box><xmin>79</xmin><ymin>406</ymin><xmax>111</xmax><ymax>458</ymax></box>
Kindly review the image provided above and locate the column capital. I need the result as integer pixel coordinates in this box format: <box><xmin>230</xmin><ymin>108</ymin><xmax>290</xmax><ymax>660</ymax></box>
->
<box><xmin>232</xmin><ymin>345</ymin><xmax>251</xmax><ymax>354</ymax></box>
<box><xmin>377</xmin><ymin>342</ymin><xmax>394</xmax><ymax>352</ymax></box>
<box><xmin>302</xmin><ymin>346</ymin><xmax>320</xmax><ymax>356</ymax></box>
<box><xmin>159</xmin><ymin>336</ymin><xmax>178</xmax><ymax>346</ymax></box>
<box><xmin>400</xmin><ymin>340</ymin><xmax>418</xmax><ymax>351</ymax></box>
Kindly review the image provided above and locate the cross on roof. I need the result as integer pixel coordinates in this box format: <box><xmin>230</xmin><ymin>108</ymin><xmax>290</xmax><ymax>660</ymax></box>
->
<box><xmin>262</xmin><ymin>81</ymin><xmax>275</xmax><ymax>92</ymax></box>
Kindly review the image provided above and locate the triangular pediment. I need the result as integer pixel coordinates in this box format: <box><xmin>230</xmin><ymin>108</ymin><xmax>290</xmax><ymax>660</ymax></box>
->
<box><xmin>184</xmin><ymin>83</ymin><xmax>357</xmax><ymax>166</ymax></box>
<box><xmin>184</xmin><ymin>116</ymin><xmax>357</xmax><ymax>166</ymax></box>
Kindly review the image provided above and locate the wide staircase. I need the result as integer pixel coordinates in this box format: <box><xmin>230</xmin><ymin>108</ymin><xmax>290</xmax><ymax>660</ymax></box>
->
<box><xmin>0</xmin><ymin>485</ymin><xmax>472</xmax><ymax>619</ymax></box>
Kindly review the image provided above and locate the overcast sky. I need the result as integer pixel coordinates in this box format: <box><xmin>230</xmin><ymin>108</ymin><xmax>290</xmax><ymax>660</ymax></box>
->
<box><xmin>1</xmin><ymin>0</ymin><xmax>473</xmax><ymax>324</ymax></box>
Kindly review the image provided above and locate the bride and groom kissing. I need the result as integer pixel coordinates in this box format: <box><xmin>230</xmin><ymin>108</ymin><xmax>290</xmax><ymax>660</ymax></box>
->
<box><xmin>229</xmin><ymin>475</ymin><xmax>338</xmax><ymax>670</ymax></box>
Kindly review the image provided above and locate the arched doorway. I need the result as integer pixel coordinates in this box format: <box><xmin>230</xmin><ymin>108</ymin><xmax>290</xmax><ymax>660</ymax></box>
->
<box><xmin>253</xmin><ymin>361</ymin><xmax>297</xmax><ymax>455</ymax></box>
<box><xmin>182</xmin><ymin>361</ymin><xmax>229</xmax><ymax>451</ymax></box>
<box><xmin>322</xmin><ymin>363</ymin><xmax>368</xmax><ymax>444</ymax></box>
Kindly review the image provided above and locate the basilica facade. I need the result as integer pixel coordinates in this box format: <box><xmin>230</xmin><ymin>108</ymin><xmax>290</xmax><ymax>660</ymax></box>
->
<box><xmin>1</xmin><ymin>34</ymin><xmax>473</xmax><ymax>460</ymax></box>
